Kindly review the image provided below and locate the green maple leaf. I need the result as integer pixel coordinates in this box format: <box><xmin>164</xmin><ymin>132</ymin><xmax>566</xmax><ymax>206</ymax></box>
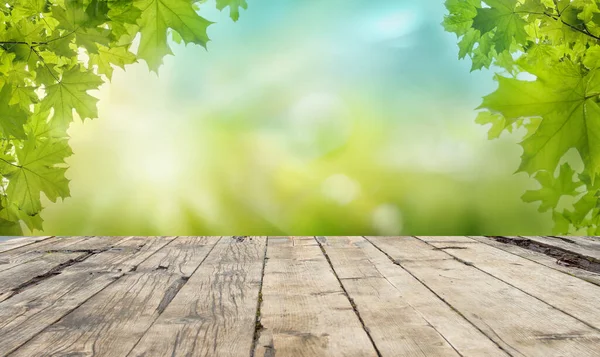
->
<box><xmin>51</xmin><ymin>0</ymin><xmax>112</xmax><ymax>54</ymax></box>
<box><xmin>445</xmin><ymin>0</ymin><xmax>600</xmax><ymax>233</ymax></box>
<box><xmin>40</xmin><ymin>66</ymin><xmax>103</xmax><ymax>132</ymax></box>
<box><xmin>108</xmin><ymin>0</ymin><xmax>143</xmax><ymax>25</ymax></box>
<box><xmin>1</xmin><ymin>137</ymin><xmax>72</xmax><ymax>216</ymax></box>
<box><xmin>443</xmin><ymin>0</ymin><xmax>479</xmax><ymax>35</ymax></box>
<box><xmin>472</xmin><ymin>0</ymin><xmax>528</xmax><ymax>53</ymax></box>
<box><xmin>475</xmin><ymin>111</ymin><xmax>508</xmax><ymax>139</ymax></box>
<box><xmin>522</xmin><ymin>163</ymin><xmax>584</xmax><ymax>212</ymax></box>
<box><xmin>0</xmin><ymin>85</ymin><xmax>28</xmax><ymax>139</ymax></box>
<box><xmin>479</xmin><ymin>60</ymin><xmax>600</xmax><ymax>176</ymax></box>
<box><xmin>216</xmin><ymin>0</ymin><xmax>248</xmax><ymax>21</ymax></box>
<box><xmin>89</xmin><ymin>45</ymin><xmax>137</xmax><ymax>79</ymax></box>
<box><xmin>134</xmin><ymin>0</ymin><xmax>212</xmax><ymax>71</ymax></box>
<box><xmin>9</xmin><ymin>0</ymin><xmax>46</xmax><ymax>23</ymax></box>
<box><xmin>0</xmin><ymin>0</ymin><xmax>246</xmax><ymax>233</ymax></box>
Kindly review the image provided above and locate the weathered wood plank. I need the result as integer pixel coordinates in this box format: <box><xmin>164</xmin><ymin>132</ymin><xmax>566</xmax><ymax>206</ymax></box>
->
<box><xmin>129</xmin><ymin>236</ymin><xmax>266</xmax><ymax>357</ymax></box>
<box><xmin>0</xmin><ymin>236</ymin><xmax>102</xmax><ymax>273</ymax></box>
<box><xmin>367</xmin><ymin>236</ymin><xmax>600</xmax><ymax>357</ymax></box>
<box><xmin>0</xmin><ymin>236</ymin><xmax>52</xmax><ymax>253</ymax></box>
<box><xmin>0</xmin><ymin>236</ymin><xmax>174</xmax><ymax>356</ymax></box>
<box><xmin>10</xmin><ymin>236</ymin><xmax>219</xmax><ymax>357</ymax></box>
<box><xmin>320</xmin><ymin>236</ymin><xmax>507</xmax><ymax>357</ymax></box>
<box><xmin>69</xmin><ymin>236</ymin><xmax>175</xmax><ymax>273</ymax></box>
<box><xmin>554</xmin><ymin>236</ymin><xmax>600</xmax><ymax>250</ymax></box>
<box><xmin>470</xmin><ymin>236</ymin><xmax>600</xmax><ymax>286</ymax></box>
<box><xmin>0</xmin><ymin>236</ymin><xmax>131</xmax><ymax>302</ymax></box>
<box><xmin>417</xmin><ymin>236</ymin><xmax>478</xmax><ymax>244</ymax></box>
<box><xmin>0</xmin><ymin>251</ymin><xmax>85</xmax><ymax>302</ymax></box>
<box><xmin>522</xmin><ymin>236</ymin><xmax>600</xmax><ymax>261</ymax></box>
<box><xmin>365</xmin><ymin>236</ymin><xmax>454</xmax><ymax>263</ymax></box>
<box><xmin>254</xmin><ymin>236</ymin><xmax>378</xmax><ymax>357</ymax></box>
<box><xmin>424</xmin><ymin>237</ymin><xmax>600</xmax><ymax>331</ymax></box>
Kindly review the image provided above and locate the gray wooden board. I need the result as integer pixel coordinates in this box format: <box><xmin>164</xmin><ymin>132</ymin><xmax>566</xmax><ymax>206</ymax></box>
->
<box><xmin>4</xmin><ymin>236</ymin><xmax>600</xmax><ymax>357</ymax></box>
<box><xmin>0</xmin><ymin>236</ymin><xmax>131</xmax><ymax>302</ymax></box>
<box><xmin>0</xmin><ymin>251</ymin><xmax>85</xmax><ymax>302</ymax></box>
<box><xmin>367</xmin><ymin>236</ymin><xmax>600</xmax><ymax>357</ymax></box>
<box><xmin>129</xmin><ymin>236</ymin><xmax>266</xmax><ymax>357</ymax></box>
<box><xmin>470</xmin><ymin>236</ymin><xmax>600</xmax><ymax>286</ymax></box>
<box><xmin>0</xmin><ymin>236</ymin><xmax>173</xmax><ymax>356</ymax></box>
<box><xmin>320</xmin><ymin>236</ymin><xmax>507</xmax><ymax>357</ymax></box>
<box><xmin>254</xmin><ymin>236</ymin><xmax>378</xmax><ymax>357</ymax></box>
<box><xmin>521</xmin><ymin>236</ymin><xmax>600</xmax><ymax>261</ymax></box>
<box><xmin>553</xmin><ymin>236</ymin><xmax>600</xmax><ymax>250</ymax></box>
<box><xmin>0</xmin><ymin>236</ymin><xmax>52</xmax><ymax>253</ymax></box>
<box><xmin>11</xmin><ymin>236</ymin><xmax>219</xmax><ymax>357</ymax></box>
<box><xmin>424</xmin><ymin>238</ymin><xmax>600</xmax><ymax>331</ymax></box>
<box><xmin>0</xmin><ymin>236</ymin><xmax>100</xmax><ymax>273</ymax></box>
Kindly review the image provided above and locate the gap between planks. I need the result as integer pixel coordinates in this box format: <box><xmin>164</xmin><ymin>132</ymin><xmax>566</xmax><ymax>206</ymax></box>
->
<box><xmin>367</xmin><ymin>236</ymin><xmax>600</xmax><ymax>357</ymax></box>
<box><xmin>4</xmin><ymin>236</ymin><xmax>600</xmax><ymax>357</ymax></box>
<box><xmin>0</xmin><ymin>236</ymin><xmax>178</xmax><ymax>355</ymax></box>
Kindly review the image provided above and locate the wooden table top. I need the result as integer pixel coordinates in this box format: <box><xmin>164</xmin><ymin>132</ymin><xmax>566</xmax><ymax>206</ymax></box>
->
<box><xmin>1</xmin><ymin>235</ymin><xmax>599</xmax><ymax>356</ymax></box>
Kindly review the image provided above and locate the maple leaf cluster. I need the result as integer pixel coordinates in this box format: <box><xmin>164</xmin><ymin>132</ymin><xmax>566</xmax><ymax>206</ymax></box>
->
<box><xmin>445</xmin><ymin>0</ymin><xmax>600</xmax><ymax>234</ymax></box>
<box><xmin>0</xmin><ymin>0</ymin><xmax>247</xmax><ymax>234</ymax></box>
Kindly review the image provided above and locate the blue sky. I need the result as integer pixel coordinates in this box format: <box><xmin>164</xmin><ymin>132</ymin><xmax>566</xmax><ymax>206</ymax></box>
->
<box><xmin>166</xmin><ymin>0</ymin><xmax>496</xmax><ymax>116</ymax></box>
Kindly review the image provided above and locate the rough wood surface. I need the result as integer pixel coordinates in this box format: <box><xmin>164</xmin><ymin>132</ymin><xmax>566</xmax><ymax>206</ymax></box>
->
<box><xmin>0</xmin><ymin>236</ymin><xmax>103</xmax><ymax>273</ymax></box>
<box><xmin>1</xmin><ymin>236</ymin><xmax>600</xmax><ymax>357</ymax></box>
<box><xmin>129</xmin><ymin>236</ymin><xmax>266</xmax><ymax>357</ymax></box>
<box><xmin>470</xmin><ymin>236</ymin><xmax>600</xmax><ymax>286</ymax></box>
<box><xmin>0</xmin><ymin>236</ymin><xmax>131</xmax><ymax>302</ymax></box>
<box><xmin>0</xmin><ymin>251</ymin><xmax>85</xmax><ymax>302</ymax></box>
<box><xmin>424</xmin><ymin>237</ymin><xmax>600</xmax><ymax>330</ymax></box>
<box><xmin>319</xmin><ymin>236</ymin><xmax>507</xmax><ymax>357</ymax></box>
<box><xmin>0</xmin><ymin>236</ymin><xmax>52</xmax><ymax>253</ymax></box>
<box><xmin>0</xmin><ymin>236</ymin><xmax>170</xmax><ymax>355</ymax></box>
<box><xmin>367</xmin><ymin>236</ymin><xmax>600</xmax><ymax>357</ymax></box>
<box><xmin>553</xmin><ymin>236</ymin><xmax>600</xmax><ymax>250</ymax></box>
<box><xmin>255</xmin><ymin>236</ymin><xmax>378</xmax><ymax>357</ymax></box>
<box><xmin>10</xmin><ymin>236</ymin><xmax>218</xmax><ymax>357</ymax></box>
<box><xmin>521</xmin><ymin>236</ymin><xmax>600</xmax><ymax>261</ymax></box>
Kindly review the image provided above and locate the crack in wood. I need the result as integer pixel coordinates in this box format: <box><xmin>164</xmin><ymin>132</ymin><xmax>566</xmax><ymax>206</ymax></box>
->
<box><xmin>156</xmin><ymin>277</ymin><xmax>189</xmax><ymax>315</ymax></box>
<box><xmin>316</xmin><ymin>237</ymin><xmax>383</xmax><ymax>357</ymax></box>
<box><xmin>235</xmin><ymin>236</ymin><xmax>248</xmax><ymax>243</ymax></box>
<box><xmin>250</xmin><ymin>237</ymin><xmax>269</xmax><ymax>357</ymax></box>
<box><xmin>434</xmin><ymin>246</ymin><xmax>470</xmax><ymax>250</ymax></box>
<box><xmin>491</xmin><ymin>236</ymin><xmax>600</xmax><ymax>274</ymax></box>
<box><xmin>6</xmin><ymin>250</ymin><xmax>100</xmax><ymax>300</ymax></box>
<box><xmin>363</xmin><ymin>236</ymin><xmax>514</xmax><ymax>356</ymax></box>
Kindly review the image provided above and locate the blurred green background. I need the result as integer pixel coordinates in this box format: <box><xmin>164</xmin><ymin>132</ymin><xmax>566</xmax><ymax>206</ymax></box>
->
<box><xmin>31</xmin><ymin>0</ymin><xmax>552</xmax><ymax>236</ymax></box>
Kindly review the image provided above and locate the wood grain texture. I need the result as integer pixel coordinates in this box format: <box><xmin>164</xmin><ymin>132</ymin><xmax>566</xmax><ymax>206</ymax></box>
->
<box><xmin>0</xmin><ymin>237</ymin><xmax>131</xmax><ymax>302</ymax></box>
<box><xmin>11</xmin><ymin>237</ymin><xmax>219</xmax><ymax>357</ymax></box>
<box><xmin>470</xmin><ymin>236</ymin><xmax>600</xmax><ymax>286</ymax></box>
<box><xmin>0</xmin><ymin>236</ymin><xmax>171</xmax><ymax>356</ymax></box>
<box><xmin>0</xmin><ymin>251</ymin><xmax>85</xmax><ymax>302</ymax></box>
<box><xmin>0</xmin><ymin>236</ymin><xmax>102</xmax><ymax>273</ymax></box>
<box><xmin>321</xmin><ymin>236</ymin><xmax>507</xmax><ymax>357</ymax></box>
<box><xmin>0</xmin><ymin>236</ymin><xmax>52</xmax><ymax>253</ymax></box>
<box><xmin>3</xmin><ymin>236</ymin><xmax>600</xmax><ymax>357</ymax></box>
<box><xmin>367</xmin><ymin>236</ymin><xmax>600</xmax><ymax>357</ymax></box>
<box><xmin>129</xmin><ymin>236</ymin><xmax>266</xmax><ymax>357</ymax></box>
<box><xmin>417</xmin><ymin>236</ymin><xmax>479</xmax><ymax>244</ymax></box>
<box><xmin>523</xmin><ymin>236</ymin><xmax>600</xmax><ymax>261</ymax></box>
<box><xmin>254</xmin><ymin>236</ymin><xmax>378</xmax><ymax>357</ymax></box>
<box><xmin>553</xmin><ymin>236</ymin><xmax>600</xmax><ymax>251</ymax></box>
<box><xmin>423</xmin><ymin>238</ymin><xmax>600</xmax><ymax>331</ymax></box>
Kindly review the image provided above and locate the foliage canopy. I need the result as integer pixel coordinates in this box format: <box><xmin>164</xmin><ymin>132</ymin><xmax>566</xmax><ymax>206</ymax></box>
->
<box><xmin>445</xmin><ymin>0</ymin><xmax>600</xmax><ymax>234</ymax></box>
<box><xmin>0</xmin><ymin>0</ymin><xmax>246</xmax><ymax>234</ymax></box>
